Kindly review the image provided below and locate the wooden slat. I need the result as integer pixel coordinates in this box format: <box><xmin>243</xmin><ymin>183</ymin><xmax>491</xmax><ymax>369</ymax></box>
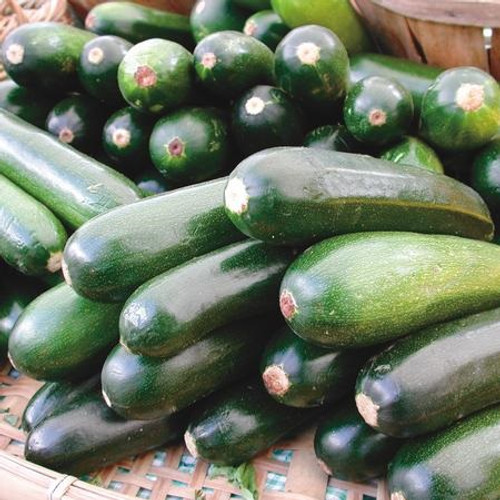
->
<box><xmin>489</xmin><ymin>28</ymin><xmax>500</xmax><ymax>78</ymax></box>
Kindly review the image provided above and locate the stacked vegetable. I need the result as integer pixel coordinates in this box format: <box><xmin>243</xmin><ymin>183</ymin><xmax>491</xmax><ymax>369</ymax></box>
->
<box><xmin>1</xmin><ymin>1</ymin><xmax>500</xmax><ymax>498</ymax></box>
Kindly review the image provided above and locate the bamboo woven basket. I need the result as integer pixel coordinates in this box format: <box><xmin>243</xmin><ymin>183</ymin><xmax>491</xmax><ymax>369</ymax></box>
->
<box><xmin>351</xmin><ymin>0</ymin><xmax>500</xmax><ymax>78</ymax></box>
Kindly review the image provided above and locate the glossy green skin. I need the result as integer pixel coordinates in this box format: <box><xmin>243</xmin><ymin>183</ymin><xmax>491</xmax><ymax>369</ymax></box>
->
<box><xmin>274</xmin><ymin>25</ymin><xmax>349</xmax><ymax>116</ymax></box>
<box><xmin>0</xmin><ymin>80</ymin><xmax>58</xmax><ymax>128</ymax></box>
<box><xmin>22</xmin><ymin>374</ymin><xmax>100</xmax><ymax>432</ymax></box>
<box><xmin>63</xmin><ymin>177</ymin><xmax>244</xmax><ymax>302</ymax></box>
<box><xmin>260</xmin><ymin>325</ymin><xmax>372</xmax><ymax>407</ymax></box>
<box><xmin>85</xmin><ymin>2</ymin><xmax>193</xmax><ymax>48</ymax></box>
<box><xmin>118</xmin><ymin>38</ymin><xmax>194</xmax><ymax>115</ymax></box>
<box><xmin>231</xmin><ymin>85</ymin><xmax>305</xmax><ymax>157</ymax></box>
<box><xmin>46</xmin><ymin>95</ymin><xmax>107</xmax><ymax>155</ymax></box>
<box><xmin>349</xmin><ymin>53</ymin><xmax>442</xmax><ymax>116</ymax></box>
<box><xmin>149</xmin><ymin>106</ymin><xmax>232</xmax><ymax>186</ymax></box>
<box><xmin>303</xmin><ymin>124</ymin><xmax>364</xmax><ymax>153</ymax></box>
<box><xmin>135</xmin><ymin>169</ymin><xmax>169</xmax><ymax>196</ymax></box>
<box><xmin>78</xmin><ymin>35</ymin><xmax>132</xmax><ymax>107</ymax></box>
<box><xmin>388</xmin><ymin>405</ymin><xmax>500</xmax><ymax>500</ymax></box>
<box><xmin>120</xmin><ymin>240</ymin><xmax>294</xmax><ymax>357</ymax></box>
<box><xmin>190</xmin><ymin>0</ymin><xmax>249</xmax><ymax>43</ymax></box>
<box><xmin>0</xmin><ymin>110</ymin><xmax>143</xmax><ymax>229</ymax></box>
<box><xmin>25</xmin><ymin>388</ymin><xmax>186</xmax><ymax>476</ymax></box>
<box><xmin>281</xmin><ymin>232</ymin><xmax>500</xmax><ymax>348</ymax></box>
<box><xmin>234</xmin><ymin>0</ymin><xmax>271</xmax><ymax>10</ymax></box>
<box><xmin>420</xmin><ymin>67</ymin><xmax>500</xmax><ymax>151</ymax></box>
<box><xmin>102</xmin><ymin>106</ymin><xmax>155</xmax><ymax>174</ymax></box>
<box><xmin>193</xmin><ymin>31</ymin><xmax>274</xmax><ymax>101</ymax></box>
<box><xmin>224</xmin><ymin>147</ymin><xmax>494</xmax><ymax>246</ymax></box>
<box><xmin>356</xmin><ymin>306</ymin><xmax>500</xmax><ymax>438</ymax></box>
<box><xmin>343</xmin><ymin>76</ymin><xmax>414</xmax><ymax>146</ymax></box>
<box><xmin>381</xmin><ymin>136</ymin><xmax>444</xmax><ymax>173</ymax></box>
<box><xmin>102</xmin><ymin>316</ymin><xmax>278</xmax><ymax>420</ymax></box>
<box><xmin>1</xmin><ymin>22</ymin><xmax>95</xmax><ymax>93</ymax></box>
<box><xmin>8</xmin><ymin>283</ymin><xmax>122</xmax><ymax>381</ymax></box>
<box><xmin>0</xmin><ymin>174</ymin><xmax>67</xmax><ymax>276</ymax></box>
<box><xmin>186</xmin><ymin>379</ymin><xmax>318</xmax><ymax>465</ymax></box>
<box><xmin>314</xmin><ymin>400</ymin><xmax>402</xmax><ymax>482</ymax></box>
<box><xmin>243</xmin><ymin>10</ymin><xmax>290</xmax><ymax>51</ymax></box>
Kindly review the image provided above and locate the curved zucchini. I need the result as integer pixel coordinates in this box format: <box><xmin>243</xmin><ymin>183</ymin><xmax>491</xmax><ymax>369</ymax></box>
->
<box><xmin>8</xmin><ymin>283</ymin><xmax>122</xmax><ymax>381</ymax></box>
<box><xmin>314</xmin><ymin>399</ymin><xmax>402</xmax><ymax>482</ymax></box>
<box><xmin>185</xmin><ymin>379</ymin><xmax>318</xmax><ymax>465</ymax></box>
<box><xmin>102</xmin><ymin>316</ymin><xmax>278</xmax><ymax>420</ymax></box>
<box><xmin>260</xmin><ymin>325</ymin><xmax>372</xmax><ymax>407</ymax></box>
<box><xmin>224</xmin><ymin>147</ymin><xmax>494</xmax><ymax>246</ymax></box>
<box><xmin>280</xmin><ymin>232</ymin><xmax>500</xmax><ymax>349</ymax></box>
<box><xmin>0</xmin><ymin>174</ymin><xmax>67</xmax><ymax>276</ymax></box>
<box><xmin>0</xmin><ymin>109</ymin><xmax>143</xmax><ymax>229</ymax></box>
<box><xmin>62</xmin><ymin>177</ymin><xmax>244</xmax><ymax>302</ymax></box>
<box><xmin>120</xmin><ymin>240</ymin><xmax>294</xmax><ymax>357</ymax></box>
<box><xmin>388</xmin><ymin>405</ymin><xmax>500</xmax><ymax>500</ymax></box>
<box><xmin>356</xmin><ymin>306</ymin><xmax>500</xmax><ymax>438</ymax></box>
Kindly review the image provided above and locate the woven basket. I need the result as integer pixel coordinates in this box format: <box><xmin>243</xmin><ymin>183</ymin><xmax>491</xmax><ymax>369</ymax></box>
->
<box><xmin>0</xmin><ymin>361</ymin><xmax>391</xmax><ymax>500</ymax></box>
<box><xmin>351</xmin><ymin>0</ymin><xmax>500</xmax><ymax>78</ymax></box>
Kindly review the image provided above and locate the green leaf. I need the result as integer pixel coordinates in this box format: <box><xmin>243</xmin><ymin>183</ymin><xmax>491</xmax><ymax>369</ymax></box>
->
<box><xmin>208</xmin><ymin>463</ymin><xmax>258</xmax><ymax>500</ymax></box>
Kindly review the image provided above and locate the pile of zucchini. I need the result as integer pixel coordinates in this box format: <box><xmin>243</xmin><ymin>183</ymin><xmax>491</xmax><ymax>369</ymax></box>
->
<box><xmin>2</xmin><ymin>1</ymin><xmax>500</xmax><ymax>498</ymax></box>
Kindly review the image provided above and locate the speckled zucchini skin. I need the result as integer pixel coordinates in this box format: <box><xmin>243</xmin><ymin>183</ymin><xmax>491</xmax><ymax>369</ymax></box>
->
<box><xmin>243</xmin><ymin>10</ymin><xmax>289</xmax><ymax>50</ymax></box>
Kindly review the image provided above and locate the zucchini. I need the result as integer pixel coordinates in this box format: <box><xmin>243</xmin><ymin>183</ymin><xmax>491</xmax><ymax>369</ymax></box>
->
<box><xmin>356</xmin><ymin>306</ymin><xmax>500</xmax><ymax>438</ymax></box>
<box><xmin>62</xmin><ymin>177</ymin><xmax>244</xmax><ymax>302</ymax></box>
<box><xmin>134</xmin><ymin>169</ymin><xmax>169</xmax><ymax>196</ymax></box>
<box><xmin>184</xmin><ymin>379</ymin><xmax>318</xmax><ymax>465</ymax></box>
<box><xmin>234</xmin><ymin>0</ymin><xmax>270</xmax><ymax>10</ymax></box>
<box><xmin>231</xmin><ymin>85</ymin><xmax>305</xmax><ymax>157</ymax></box>
<box><xmin>260</xmin><ymin>325</ymin><xmax>372</xmax><ymax>407</ymax></box>
<box><xmin>193</xmin><ymin>30</ymin><xmax>275</xmax><ymax>101</ymax></box>
<box><xmin>78</xmin><ymin>35</ymin><xmax>133</xmax><ymax>107</ymax></box>
<box><xmin>279</xmin><ymin>232</ymin><xmax>500</xmax><ymax>349</ymax></box>
<box><xmin>25</xmin><ymin>387</ymin><xmax>187</xmax><ymax>476</ymax></box>
<box><xmin>314</xmin><ymin>399</ymin><xmax>402</xmax><ymax>482</ymax></box>
<box><xmin>0</xmin><ymin>109</ymin><xmax>143</xmax><ymax>229</ymax></box>
<box><xmin>120</xmin><ymin>240</ymin><xmax>294</xmax><ymax>357</ymax></box>
<box><xmin>420</xmin><ymin>66</ymin><xmax>500</xmax><ymax>151</ymax></box>
<box><xmin>22</xmin><ymin>374</ymin><xmax>100</xmax><ymax>432</ymax></box>
<box><xmin>102</xmin><ymin>316</ymin><xmax>279</xmax><ymax>420</ymax></box>
<box><xmin>8</xmin><ymin>283</ymin><xmax>122</xmax><ymax>381</ymax></box>
<box><xmin>1</xmin><ymin>22</ymin><xmax>95</xmax><ymax>93</ymax></box>
<box><xmin>0</xmin><ymin>174</ymin><xmax>67</xmax><ymax>276</ymax></box>
<box><xmin>343</xmin><ymin>76</ymin><xmax>414</xmax><ymax>146</ymax></box>
<box><xmin>224</xmin><ymin>146</ymin><xmax>494</xmax><ymax>246</ymax></box>
<box><xmin>303</xmin><ymin>124</ymin><xmax>364</xmax><ymax>153</ymax></box>
<box><xmin>388</xmin><ymin>405</ymin><xmax>500</xmax><ymax>500</ymax></box>
<box><xmin>243</xmin><ymin>10</ymin><xmax>290</xmax><ymax>51</ymax></box>
<box><xmin>85</xmin><ymin>2</ymin><xmax>194</xmax><ymax>48</ymax></box>
<box><xmin>149</xmin><ymin>106</ymin><xmax>232</xmax><ymax>186</ymax></box>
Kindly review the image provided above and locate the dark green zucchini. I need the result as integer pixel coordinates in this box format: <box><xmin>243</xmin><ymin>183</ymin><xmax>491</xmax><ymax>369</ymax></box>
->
<box><xmin>78</xmin><ymin>35</ymin><xmax>133</xmax><ymax>107</ymax></box>
<box><xmin>8</xmin><ymin>283</ymin><xmax>122</xmax><ymax>381</ymax></box>
<box><xmin>388</xmin><ymin>404</ymin><xmax>500</xmax><ymax>500</ymax></box>
<box><xmin>314</xmin><ymin>399</ymin><xmax>402</xmax><ymax>482</ymax></box>
<box><xmin>102</xmin><ymin>316</ymin><xmax>279</xmax><ymax>420</ymax></box>
<box><xmin>243</xmin><ymin>10</ymin><xmax>289</xmax><ymax>51</ymax></box>
<box><xmin>274</xmin><ymin>25</ymin><xmax>349</xmax><ymax>117</ymax></box>
<box><xmin>0</xmin><ymin>174</ymin><xmax>67</xmax><ymax>276</ymax></box>
<box><xmin>356</xmin><ymin>306</ymin><xmax>500</xmax><ymax>438</ymax></box>
<box><xmin>279</xmin><ymin>232</ymin><xmax>500</xmax><ymax>349</ymax></box>
<box><xmin>343</xmin><ymin>76</ymin><xmax>414</xmax><ymax>146</ymax></box>
<box><xmin>134</xmin><ymin>169</ymin><xmax>169</xmax><ymax>196</ymax></box>
<box><xmin>45</xmin><ymin>94</ymin><xmax>107</xmax><ymax>155</ymax></box>
<box><xmin>231</xmin><ymin>85</ymin><xmax>305</xmax><ymax>157</ymax></box>
<box><xmin>223</xmin><ymin>147</ymin><xmax>494</xmax><ymax>246</ymax></box>
<box><xmin>420</xmin><ymin>66</ymin><xmax>500</xmax><ymax>151</ymax></box>
<box><xmin>260</xmin><ymin>326</ymin><xmax>372</xmax><ymax>407</ymax></box>
<box><xmin>85</xmin><ymin>2</ymin><xmax>194</xmax><ymax>48</ymax></box>
<box><xmin>25</xmin><ymin>387</ymin><xmax>187</xmax><ymax>476</ymax></box>
<box><xmin>0</xmin><ymin>109</ymin><xmax>142</xmax><ymax>229</ymax></box>
<box><xmin>193</xmin><ymin>30</ymin><xmax>274</xmax><ymax>101</ymax></box>
<box><xmin>149</xmin><ymin>106</ymin><xmax>232</xmax><ymax>186</ymax></box>
<box><xmin>184</xmin><ymin>379</ymin><xmax>318</xmax><ymax>465</ymax></box>
<box><xmin>120</xmin><ymin>239</ymin><xmax>294</xmax><ymax>357</ymax></box>
<box><xmin>234</xmin><ymin>0</ymin><xmax>270</xmax><ymax>10</ymax></box>
<box><xmin>118</xmin><ymin>38</ymin><xmax>195</xmax><ymax>115</ymax></box>
<box><xmin>303</xmin><ymin>124</ymin><xmax>364</xmax><ymax>153</ymax></box>
<box><xmin>62</xmin><ymin>177</ymin><xmax>244</xmax><ymax>302</ymax></box>
<box><xmin>22</xmin><ymin>374</ymin><xmax>100</xmax><ymax>432</ymax></box>
<box><xmin>1</xmin><ymin>22</ymin><xmax>95</xmax><ymax>93</ymax></box>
